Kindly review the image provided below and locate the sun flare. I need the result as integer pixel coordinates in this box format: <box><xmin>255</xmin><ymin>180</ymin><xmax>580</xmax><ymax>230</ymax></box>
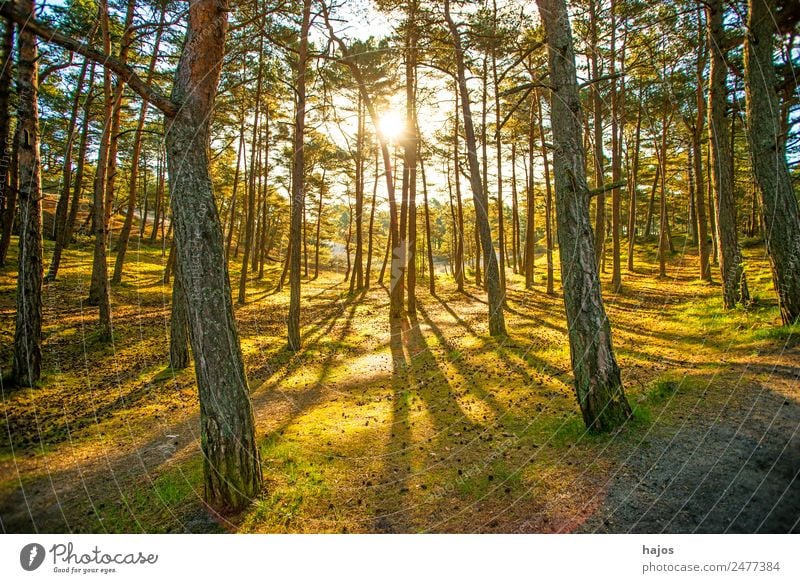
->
<box><xmin>378</xmin><ymin>110</ymin><xmax>405</xmax><ymax>139</ymax></box>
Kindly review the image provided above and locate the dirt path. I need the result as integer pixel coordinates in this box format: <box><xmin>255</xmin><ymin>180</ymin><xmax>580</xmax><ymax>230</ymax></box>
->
<box><xmin>579</xmin><ymin>360</ymin><xmax>800</xmax><ymax>533</ymax></box>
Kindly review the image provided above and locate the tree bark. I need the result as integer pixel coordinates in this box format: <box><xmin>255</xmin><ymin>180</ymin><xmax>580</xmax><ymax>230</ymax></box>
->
<box><xmin>288</xmin><ymin>0</ymin><xmax>310</xmax><ymax>350</ymax></box>
<box><xmin>46</xmin><ymin>59</ymin><xmax>89</xmax><ymax>281</ymax></box>
<box><xmin>86</xmin><ymin>0</ymin><xmax>113</xmax><ymax>341</ymax></box>
<box><xmin>707</xmin><ymin>0</ymin><xmax>748</xmax><ymax>308</ymax></box>
<box><xmin>12</xmin><ymin>0</ymin><xmax>42</xmax><ymax>386</ymax></box>
<box><xmin>112</xmin><ymin>4</ymin><xmax>164</xmax><ymax>284</ymax></box>
<box><xmin>744</xmin><ymin>0</ymin><xmax>800</xmax><ymax>324</ymax></box>
<box><xmin>444</xmin><ymin>0</ymin><xmax>506</xmax><ymax>337</ymax></box>
<box><xmin>536</xmin><ymin>0</ymin><xmax>631</xmax><ymax>431</ymax></box>
<box><xmin>169</xmin><ymin>259</ymin><xmax>190</xmax><ymax>370</ymax></box>
<box><xmin>0</xmin><ymin>17</ymin><xmax>14</xmax><ymax>268</ymax></box>
<box><xmin>164</xmin><ymin>0</ymin><xmax>262</xmax><ymax>509</ymax></box>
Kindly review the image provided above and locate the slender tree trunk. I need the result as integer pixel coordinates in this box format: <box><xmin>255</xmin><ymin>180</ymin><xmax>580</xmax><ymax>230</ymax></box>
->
<box><xmin>610</xmin><ymin>0</ymin><xmax>622</xmax><ymax>290</ymax></box>
<box><xmin>693</xmin><ymin>8</ymin><xmax>712</xmax><ymax>281</ymax></box>
<box><xmin>589</xmin><ymin>0</ymin><xmax>605</xmax><ymax>269</ymax></box>
<box><xmin>405</xmin><ymin>41</ymin><xmax>418</xmax><ymax>315</ymax></box>
<box><xmin>420</xmin><ymin>152</ymin><xmax>435</xmax><ymax>295</ymax></box>
<box><xmin>444</xmin><ymin>0</ymin><xmax>506</xmax><ymax>337</ymax></box>
<box><xmin>536</xmin><ymin>0</ymin><xmax>631</xmax><ymax>431</ymax></box>
<box><xmin>315</xmin><ymin>170</ymin><xmax>325</xmax><ymax>280</ymax></box>
<box><xmin>12</xmin><ymin>0</ymin><xmax>42</xmax><ymax>386</ymax></box>
<box><xmin>365</xmin><ymin>154</ymin><xmax>377</xmax><ymax>287</ymax></box>
<box><xmin>525</xmin><ymin>95</ymin><xmax>536</xmax><ymax>289</ymax></box>
<box><xmin>644</xmin><ymin>165</ymin><xmax>659</xmax><ymax>238</ymax></box>
<box><xmin>64</xmin><ymin>76</ymin><xmax>94</xmax><ymax>249</ymax></box>
<box><xmin>627</xmin><ymin>96</ymin><xmax>642</xmax><ymax>271</ymax></box>
<box><xmin>536</xmin><ymin>92</ymin><xmax>555</xmax><ymax>295</ymax></box>
<box><xmin>238</xmin><ymin>21</ymin><xmax>264</xmax><ymax>305</ymax></box>
<box><xmin>112</xmin><ymin>6</ymin><xmax>164</xmax><ymax>283</ymax></box>
<box><xmin>288</xmin><ymin>0</ymin><xmax>310</xmax><ymax>350</ymax></box>
<box><xmin>707</xmin><ymin>0</ymin><xmax>748</xmax><ymax>308</ymax></box>
<box><xmin>321</xmin><ymin>8</ymin><xmax>400</xmax><ymax>317</ymax></box>
<box><xmin>169</xmin><ymin>259</ymin><xmax>190</xmax><ymax>370</ymax></box>
<box><xmin>744</xmin><ymin>0</ymin><xmax>800</xmax><ymax>324</ymax></box>
<box><xmin>226</xmin><ymin>114</ymin><xmax>246</xmax><ymax>262</ymax></box>
<box><xmin>351</xmin><ymin>93</ymin><xmax>365</xmax><ymax>291</ymax></box>
<box><xmin>46</xmin><ymin>58</ymin><xmax>89</xmax><ymax>281</ymax></box>
<box><xmin>453</xmin><ymin>83</ymin><xmax>465</xmax><ymax>292</ymax></box>
<box><xmin>511</xmin><ymin>142</ymin><xmax>520</xmax><ymax>276</ymax></box>
<box><xmin>87</xmin><ymin>0</ymin><xmax>113</xmax><ymax>340</ymax></box>
<box><xmin>492</xmin><ymin>4</ymin><xmax>506</xmax><ymax>294</ymax></box>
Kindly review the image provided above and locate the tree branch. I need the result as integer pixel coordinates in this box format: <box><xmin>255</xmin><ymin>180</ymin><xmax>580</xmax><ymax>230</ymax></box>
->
<box><xmin>0</xmin><ymin>0</ymin><xmax>177</xmax><ymax>116</ymax></box>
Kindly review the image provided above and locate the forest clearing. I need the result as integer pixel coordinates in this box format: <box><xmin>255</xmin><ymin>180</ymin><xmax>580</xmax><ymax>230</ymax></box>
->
<box><xmin>0</xmin><ymin>0</ymin><xmax>799</xmax><ymax>536</ymax></box>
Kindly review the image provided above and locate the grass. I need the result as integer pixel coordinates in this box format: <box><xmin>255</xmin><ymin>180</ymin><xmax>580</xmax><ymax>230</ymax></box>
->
<box><xmin>0</xmin><ymin>227</ymin><xmax>797</xmax><ymax>533</ymax></box>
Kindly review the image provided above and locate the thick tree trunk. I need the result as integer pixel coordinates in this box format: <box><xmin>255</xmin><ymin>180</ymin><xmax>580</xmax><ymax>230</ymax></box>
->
<box><xmin>444</xmin><ymin>0</ymin><xmax>506</xmax><ymax>337</ymax></box>
<box><xmin>164</xmin><ymin>0</ymin><xmax>262</xmax><ymax>510</ymax></box>
<box><xmin>0</xmin><ymin>17</ymin><xmax>13</xmax><ymax>268</ymax></box>
<box><xmin>744</xmin><ymin>0</ymin><xmax>800</xmax><ymax>324</ymax></box>
<box><xmin>12</xmin><ymin>0</ymin><xmax>42</xmax><ymax>386</ymax></box>
<box><xmin>707</xmin><ymin>0</ymin><xmax>748</xmax><ymax>309</ymax></box>
<box><xmin>536</xmin><ymin>0</ymin><xmax>631</xmax><ymax>431</ymax></box>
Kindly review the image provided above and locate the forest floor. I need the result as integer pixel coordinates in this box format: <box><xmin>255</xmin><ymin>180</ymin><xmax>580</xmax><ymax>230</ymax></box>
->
<box><xmin>1</xmin><ymin>233</ymin><xmax>799</xmax><ymax>533</ymax></box>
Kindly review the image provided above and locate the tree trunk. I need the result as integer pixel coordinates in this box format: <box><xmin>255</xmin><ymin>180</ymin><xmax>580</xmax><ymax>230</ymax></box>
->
<box><xmin>365</xmin><ymin>154</ymin><xmax>377</xmax><ymax>287</ymax></box>
<box><xmin>12</xmin><ymin>0</ymin><xmax>42</xmax><ymax>386</ymax></box>
<box><xmin>420</xmin><ymin>152</ymin><xmax>435</xmax><ymax>295</ymax></box>
<box><xmin>351</xmin><ymin>93</ymin><xmax>365</xmax><ymax>291</ymax></box>
<box><xmin>744</xmin><ymin>0</ymin><xmax>800</xmax><ymax>324</ymax></box>
<box><xmin>536</xmin><ymin>91</ymin><xmax>555</xmax><ymax>295</ymax></box>
<box><xmin>610</xmin><ymin>0</ymin><xmax>622</xmax><ymax>291</ymax></box>
<box><xmin>225</xmin><ymin>114</ymin><xmax>246</xmax><ymax>262</ymax></box>
<box><xmin>444</xmin><ymin>0</ymin><xmax>506</xmax><ymax>337</ymax></box>
<box><xmin>589</xmin><ymin>0</ymin><xmax>605</xmax><ymax>270</ymax></box>
<box><xmin>0</xmin><ymin>16</ymin><xmax>13</xmax><ymax>268</ymax></box>
<box><xmin>524</xmin><ymin>98</ymin><xmax>536</xmax><ymax>289</ymax></box>
<box><xmin>64</xmin><ymin>78</ymin><xmax>94</xmax><ymax>250</ymax></box>
<box><xmin>627</xmin><ymin>95</ymin><xmax>642</xmax><ymax>271</ymax></box>
<box><xmin>238</xmin><ymin>21</ymin><xmax>264</xmax><ymax>305</ymax></box>
<box><xmin>536</xmin><ymin>0</ymin><xmax>631</xmax><ymax>431</ymax></box>
<box><xmin>693</xmin><ymin>9</ymin><xmax>712</xmax><ymax>281</ymax></box>
<box><xmin>169</xmin><ymin>260</ymin><xmax>190</xmax><ymax>370</ymax></box>
<box><xmin>87</xmin><ymin>0</ymin><xmax>113</xmax><ymax>341</ymax></box>
<box><xmin>315</xmin><ymin>170</ymin><xmax>325</xmax><ymax>280</ymax></box>
<box><xmin>453</xmin><ymin>83</ymin><xmax>465</xmax><ymax>292</ymax></box>
<box><xmin>288</xmin><ymin>0</ymin><xmax>310</xmax><ymax>350</ymax></box>
<box><xmin>164</xmin><ymin>0</ymin><xmax>262</xmax><ymax>510</ymax></box>
<box><xmin>492</xmin><ymin>4</ymin><xmax>506</xmax><ymax>294</ymax></box>
<box><xmin>112</xmin><ymin>6</ymin><xmax>164</xmax><ymax>284</ymax></box>
<box><xmin>46</xmin><ymin>58</ymin><xmax>89</xmax><ymax>280</ymax></box>
<box><xmin>707</xmin><ymin>0</ymin><xmax>748</xmax><ymax>309</ymax></box>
